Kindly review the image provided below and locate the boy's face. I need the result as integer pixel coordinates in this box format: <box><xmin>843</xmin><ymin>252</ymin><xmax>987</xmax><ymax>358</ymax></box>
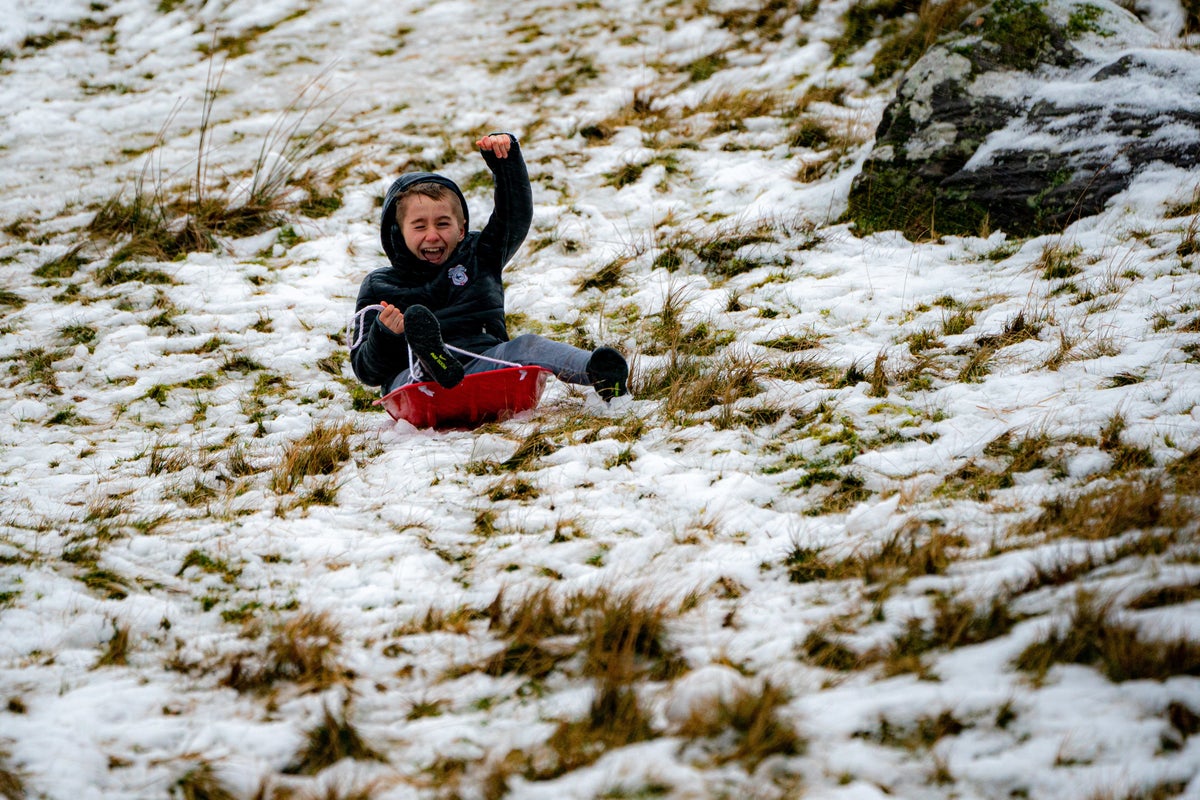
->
<box><xmin>399</xmin><ymin>195</ymin><xmax>465</xmax><ymax>266</ymax></box>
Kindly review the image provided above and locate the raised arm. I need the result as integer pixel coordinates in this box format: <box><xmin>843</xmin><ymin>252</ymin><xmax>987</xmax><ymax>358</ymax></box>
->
<box><xmin>475</xmin><ymin>133</ymin><xmax>532</xmax><ymax>274</ymax></box>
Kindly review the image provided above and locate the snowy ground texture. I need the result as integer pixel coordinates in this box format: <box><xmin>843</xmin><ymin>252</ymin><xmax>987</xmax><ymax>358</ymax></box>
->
<box><xmin>2</xmin><ymin>0</ymin><xmax>1200</xmax><ymax>798</ymax></box>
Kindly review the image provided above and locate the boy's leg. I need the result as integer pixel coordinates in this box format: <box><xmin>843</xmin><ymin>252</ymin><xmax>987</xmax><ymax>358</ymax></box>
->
<box><xmin>469</xmin><ymin>334</ymin><xmax>629</xmax><ymax>401</ymax></box>
<box><xmin>387</xmin><ymin>369</ymin><xmax>415</xmax><ymax>393</ymax></box>
<box><xmin>403</xmin><ymin>305</ymin><xmax>464</xmax><ymax>389</ymax></box>
<box><xmin>467</xmin><ymin>334</ymin><xmax>591</xmax><ymax>380</ymax></box>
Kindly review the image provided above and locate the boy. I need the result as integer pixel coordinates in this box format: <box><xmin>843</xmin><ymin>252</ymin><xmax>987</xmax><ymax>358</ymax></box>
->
<box><xmin>350</xmin><ymin>133</ymin><xmax>629</xmax><ymax>402</ymax></box>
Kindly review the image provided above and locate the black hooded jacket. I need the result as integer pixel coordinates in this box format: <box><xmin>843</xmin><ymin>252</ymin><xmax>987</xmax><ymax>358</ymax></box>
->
<box><xmin>350</xmin><ymin>138</ymin><xmax>532</xmax><ymax>389</ymax></box>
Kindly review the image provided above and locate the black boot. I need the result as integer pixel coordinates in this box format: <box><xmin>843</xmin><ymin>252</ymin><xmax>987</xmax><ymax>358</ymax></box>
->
<box><xmin>586</xmin><ymin>346</ymin><xmax>628</xmax><ymax>402</ymax></box>
<box><xmin>404</xmin><ymin>304</ymin><xmax>464</xmax><ymax>389</ymax></box>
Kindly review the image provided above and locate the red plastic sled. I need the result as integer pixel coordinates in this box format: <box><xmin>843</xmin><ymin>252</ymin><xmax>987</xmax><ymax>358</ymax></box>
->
<box><xmin>376</xmin><ymin>366</ymin><xmax>552</xmax><ymax>430</ymax></box>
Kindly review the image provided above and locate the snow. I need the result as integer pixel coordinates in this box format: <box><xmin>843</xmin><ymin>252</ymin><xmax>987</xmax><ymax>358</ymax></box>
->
<box><xmin>1</xmin><ymin>0</ymin><xmax>1199</xmax><ymax>797</ymax></box>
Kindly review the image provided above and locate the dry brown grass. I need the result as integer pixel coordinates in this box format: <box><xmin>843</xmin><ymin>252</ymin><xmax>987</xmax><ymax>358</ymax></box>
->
<box><xmin>715</xmin><ymin>0</ymin><xmax>807</xmax><ymax>41</ymax></box>
<box><xmin>783</xmin><ymin>541</ymin><xmax>853</xmax><ymax>584</ymax></box>
<box><xmin>675</xmin><ymin>681</ymin><xmax>806</xmax><ymax>769</ymax></box>
<box><xmin>868</xmin><ymin>350</ymin><xmax>890</xmax><ymax>397</ymax></box>
<box><xmin>1013</xmin><ymin>478</ymin><xmax>1190</xmax><ymax>541</ymax></box>
<box><xmin>173</xmin><ymin>760</ymin><xmax>238</xmax><ymax>800</ymax></box>
<box><xmin>652</xmin><ymin>218</ymin><xmax>780</xmax><ymax>280</ymax></box>
<box><xmin>641</xmin><ymin>283</ymin><xmax>735</xmax><ymax>357</ymax></box>
<box><xmin>684</xmin><ymin>88</ymin><xmax>783</xmax><ymax>135</ymax></box>
<box><xmin>95</xmin><ymin>622</ymin><xmax>131</xmax><ymax>668</ymax></box>
<box><xmin>757</xmin><ymin>329</ymin><xmax>824</xmax><ymax>353</ymax></box>
<box><xmin>147</xmin><ymin>439</ymin><xmax>195</xmax><ymax>475</ymax></box>
<box><xmin>467</xmin><ymin>585</ymin><xmax>685</xmax><ymax>686</ymax></box>
<box><xmin>1035</xmin><ymin>242</ymin><xmax>1083</xmax><ymax>280</ymax></box>
<box><xmin>456</xmin><ymin>593</ymin><xmax>671</xmax><ymax>785</ymax></box>
<box><xmin>578</xmin><ymin>86</ymin><xmax>672</xmax><ymax>142</ymax></box>
<box><xmin>576</xmin><ymin>588</ymin><xmax>686</xmax><ymax>683</ymax></box>
<box><xmin>500</xmin><ymin>430</ymin><xmax>558</xmax><ymax>472</ymax></box>
<box><xmin>872</xmin><ymin>593</ymin><xmax>1020</xmax><ymax>675</ymax></box>
<box><xmin>480</xmin><ymin>586</ymin><xmax>574</xmax><ymax>679</ymax></box>
<box><xmin>854</xmin><ymin>522</ymin><xmax>966</xmax><ymax>585</ymax></box>
<box><xmin>534</xmin><ymin>684</ymin><xmax>655</xmax><ymax>779</ymax></box>
<box><xmin>800</xmin><ymin>629</ymin><xmax>863</xmax><ymax>672</ymax></box>
<box><xmin>392</xmin><ymin>604</ymin><xmax>481</xmax><ymax>637</ymax></box>
<box><xmin>34</xmin><ymin>245</ymin><xmax>89</xmax><ymax>280</ymax></box>
<box><xmin>1084</xmin><ymin>780</ymin><xmax>1191</xmax><ymax>800</ymax></box>
<box><xmin>857</xmin><ymin>709</ymin><xmax>968</xmax><ymax>751</ymax></box>
<box><xmin>937</xmin><ymin>430</ymin><xmax>1065</xmax><ymax>501</ymax></box>
<box><xmin>866</xmin><ymin>0</ymin><xmax>981</xmax><ymax>83</ymax></box>
<box><xmin>1166</xmin><ymin>700</ymin><xmax>1200</xmax><ymax>745</ymax></box>
<box><xmin>1168</xmin><ymin>446</ymin><xmax>1200</xmax><ymax>495</ymax></box>
<box><xmin>956</xmin><ymin>310</ymin><xmax>1043</xmax><ymax>383</ymax></box>
<box><xmin>765</xmin><ymin>353</ymin><xmax>838</xmax><ymax>384</ymax></box>
<box><xmin>1098</xmin><ymin>413</ymin><xmax>1155</xmax><ymax>473</ymax></box>
<box><xmin>87</xmin><ymin>66</ymin><xmax>344</xmax><ymax>266</ymax></box>
<box><xmin>283</xmin><ymin>703</ymin><xmax>387</xmax><ymax>776</ymax></box>
<box><xmin>784</xmin><ymin>520</ymin><xmax>965</xmax><ymax>593</ymax></box>
<box><xmin>224</xmin><ymin>611</ymin><xmax>350</xmax><ymax>694</ymax></box>
<box><xmin>1015</xmin><ymin>592</ymin><xmax>1200</xmax><ymax>682</ymax></box>
<box><xmin>0</xmin><ymin>750</ymin><xmax>26</xmax><ymax>800</ymax></box>
<box><xmin>1008</xmin><ymin>548</ymin><xmax>1112</xmax><ymax>597</ymax></box>
<box><xmin>1127</xmin><ymin>579</ymin><xmax>1200</xmax><ymax>610</ymax></box>
<box><xmin>578</xmin><ymin>253</ymin><xmax>634</xmax><ymax>291</ymax></box>
<box><xmin>270</xmin><ymin>421</ymin><xmax>356</xmax><ymax>494</ymax></box>
<box><xmin>635</xmin><ymin>349</ymin><xmax>765</xmax><ymax>419</ymax></box>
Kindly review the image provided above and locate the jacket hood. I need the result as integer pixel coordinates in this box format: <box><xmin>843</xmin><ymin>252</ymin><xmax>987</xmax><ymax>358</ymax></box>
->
<box><xmin>380</xmin><ymin>172</ymin><xmax>470</xmax><ymax>271</ymax></box>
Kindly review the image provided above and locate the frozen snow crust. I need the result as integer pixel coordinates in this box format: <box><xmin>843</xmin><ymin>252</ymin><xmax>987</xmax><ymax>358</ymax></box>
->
<box><xmin>1</xmin><ymin>0</ymin><xmax>1198</xmax><ymax>798</ymax></box>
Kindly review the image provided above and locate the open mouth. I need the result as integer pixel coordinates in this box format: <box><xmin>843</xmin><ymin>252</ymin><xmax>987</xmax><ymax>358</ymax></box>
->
<box><xmin>420</xmin><ymin>246</ymin><xmax>446</xmax><ymax>262</ymax></box>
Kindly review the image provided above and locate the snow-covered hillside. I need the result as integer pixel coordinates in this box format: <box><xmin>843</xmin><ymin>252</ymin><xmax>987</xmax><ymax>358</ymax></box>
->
<box><xmin>1</xmin><ymin>0</ymin><xmax>1198</xmax><ymax>798</ymax></box>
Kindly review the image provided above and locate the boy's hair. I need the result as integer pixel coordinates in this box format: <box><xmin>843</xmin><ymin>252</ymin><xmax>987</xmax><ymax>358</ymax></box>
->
<box><xmin>394</xmin><ymin>182</ymin><xmax>465</xmax><ymax>226</ymax></box>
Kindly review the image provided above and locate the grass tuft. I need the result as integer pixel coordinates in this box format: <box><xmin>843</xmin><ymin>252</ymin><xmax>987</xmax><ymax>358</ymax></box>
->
<box><xmin>872</xmin><ymin>592</ymin><xmax>1020</xmax><ymax>674</ymax></box>
<box><xmin>284</xmin><ymin>703</ymin><xmax>387</xmax><ymax>776</ymax></box>
<box><xmin>577</xmin><ymin>588</ymin><xmax>685</xmax><ymax>683</ymax></box>
<box><xmin>88</xmin><ymin>63</ymin><xmax>343</xmax><ymax>265</ymax></box>
<box><xmin>858</xmin><ymin>709</ymin><xmax>967</xmax><ymax>751</ymax></box>
<box><xmin>654</xmin><ymin>218</ymin><xmax>780</xmax><ymax>282</ymax></box>
<box><xmin>938</xmin><ymin>430</ymin><xmax>1065</xmax><ymax>500</ymax></box>
<box><xmin>482</xmin><ymin>587</ymin><xmax>573</xmax><ymax>678</ymax></box>
<box><xmin>225</xmin><ymin>611</ymin><xmax>350</xmax><ymax>693</ymax></box>
<box><xmin>635</xmin><ymin>350</ymin><xmax>764</xmax><ymax>418</ymax></box>
<box><xmin>535</xmin><ymin>684</ymin><xmax>654</xmax><ymax>779</ymax></box>
<box><xmin>95</xmin><ymin>622</ymin><xmax>131</xmax><ymax>668</ymax></box>
<box><xmin>270</xmin><ymin>421</ymin><xmax>356</xmax><ymax>494</ymax></box>
<box><xmin>0</xmin><ymin>754</ymin><xmax>25</xmax><ymax>800</ymax></box>
<box><xmin>474</xmin><ymin>585</ymin><xmax>685</xmax><ymax>684</ymax></box>
<box><xmin>1127</xmin><ymin>579</ymin><xmax>1200</xmax><ymax>610</ymax></box>
<box><xmin>676</xmin><ymin>681</ymin><xmax>806</xmax><ymax>769</ymax></box>
<box><xmin>173</xmin><ymin>760</ymin><xmax>237</xmax><ymax>800</ymax></box>
<box><xmin>1169</xmin><ymin>446</ymin><xmax>1200</xmax><ymax>495</ymax></box>
<box><xmin>1036</xmin><ymin>242</ymin><xmax>1082</xmax><ymax>280</ymax></box>
<box><xmin>866</xmin><ymin>0</ymin><xmax>981</xmax><ymax>83</ymax></box>
<box><xmin>783</xmin><ymin>541</ymin><xmax>848</xmax><ymax>583</ymax></box>
<box><xmin>1015</xmin><ymin>592</ymin><xmax>1200</xmax><ymax>682</ymax></box>
<box><xmin>501</xmin><ymin>430</ymin><xmax>558</xmax><ymax>472</ymax></box>
<box><xmin>1167</xmin><ymin>701</ymin><xmax>1200</xmax><ymax>743</ymax></box>
<box><xmin>34</xmin><ymin>245</ymin><xmax>89</xmax><ymax>279</ymax></box>
<box><xmin>800</xmin><ymin>630</ymin><xmax>862</xmax><ymax>671</ymax></box>
<box><xmin>1014</xmin><ymin>478</ymin><xmax>1188</xmax><ymax>541</ymax></box>
<box><xmin>853</xmin><ymin>522</ymin><xmax>965</xmax><ymax>585</ymax></box>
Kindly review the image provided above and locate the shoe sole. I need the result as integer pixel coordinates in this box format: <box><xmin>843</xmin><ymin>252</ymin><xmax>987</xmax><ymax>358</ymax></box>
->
<box><xmin>404</xmin><ymin>305</ymin><xmax>464</xmax><ymax>389</ymax></box>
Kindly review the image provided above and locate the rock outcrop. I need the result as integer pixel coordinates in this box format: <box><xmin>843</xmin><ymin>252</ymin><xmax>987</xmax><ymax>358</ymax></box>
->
<box><xmin>846</xmin><ymin>0</ymin><xmax>1200</xmax><ymax>239</ymax></box>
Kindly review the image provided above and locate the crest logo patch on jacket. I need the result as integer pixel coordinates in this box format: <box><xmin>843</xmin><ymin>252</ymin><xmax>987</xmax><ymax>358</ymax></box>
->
<box><xmin>448</xmin><ymin>265</ymin><xmax>468</xmax><ymax>286</ymax></box>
